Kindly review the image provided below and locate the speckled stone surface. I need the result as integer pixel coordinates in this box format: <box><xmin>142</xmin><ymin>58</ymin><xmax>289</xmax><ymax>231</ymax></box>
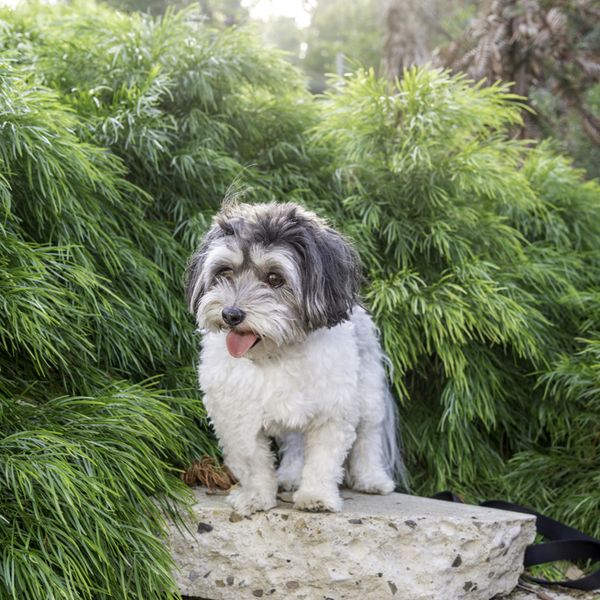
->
<box><xmin>167</xmin><ymin>488</ymin><xmax>537</xmax><ymax>600</ymax></box>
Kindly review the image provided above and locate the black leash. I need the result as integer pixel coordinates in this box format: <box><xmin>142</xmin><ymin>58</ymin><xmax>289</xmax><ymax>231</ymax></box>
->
<box><xmin>432</xmin><ymin>491</ymin><xmax>600</xmax><ymax>591</ymax></box>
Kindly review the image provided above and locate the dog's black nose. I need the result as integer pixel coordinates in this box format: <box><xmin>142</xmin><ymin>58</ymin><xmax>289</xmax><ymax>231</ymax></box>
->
<box><xmin>222</xmin><ymin>306</ymin><xmax>245</xmax><ymax>326</ymax></box>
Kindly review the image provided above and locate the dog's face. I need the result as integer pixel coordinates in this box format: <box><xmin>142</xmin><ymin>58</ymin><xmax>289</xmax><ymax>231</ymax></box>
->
<box><xmin>185</xmin><ymin>202</ymin><xmax>361</xmax><ymax>359</ymax></box>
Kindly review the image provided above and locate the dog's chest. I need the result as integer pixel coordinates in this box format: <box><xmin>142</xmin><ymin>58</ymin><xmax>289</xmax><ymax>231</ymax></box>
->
<box><xmin>199</xmin><ymin>325</ymin><xmax>362</xmax><ymax>433</ymax></box>
<box><xmin>258</xmin><ymin>357</ymin><xmax>316</xmax><ymax>432</ymax></box>
<box><xmin>199</xmin><ymin>336</ymin><xmax>318</xmax><ymax>429</ymax></box>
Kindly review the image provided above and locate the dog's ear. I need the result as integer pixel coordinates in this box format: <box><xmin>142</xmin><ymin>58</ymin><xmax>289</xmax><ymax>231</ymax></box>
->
<box><xmin>301</xmin><ymin>224</ymin><xmax>362</xmax><ymax>329</ymax></box>
<box><xmin>184</xmin><ymin>223</ymin><xmax>228</xmax><ymax>315</ymax></box>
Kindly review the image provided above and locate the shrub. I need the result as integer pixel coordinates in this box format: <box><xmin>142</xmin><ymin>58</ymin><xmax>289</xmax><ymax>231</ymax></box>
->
<box><xmin>0</xmin><ymin>58</ymin><xmax>204</xmax><ymax>597</ymax></box>
<box><xmin>314</xmin><ymin>67</ymin><xmax>600</xmax><ymax>536</ymax></box>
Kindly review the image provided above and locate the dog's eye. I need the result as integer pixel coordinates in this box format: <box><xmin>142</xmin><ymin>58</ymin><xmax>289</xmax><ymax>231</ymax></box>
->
<box><xmin>215</xmin><ymin>268</ymin><xmax>233</xmax><ymax>280</ymax></box>
<box><xmin>267</xmin><ymin>272</ymin><xmax>284</xmax><ymax>288</ymax></box>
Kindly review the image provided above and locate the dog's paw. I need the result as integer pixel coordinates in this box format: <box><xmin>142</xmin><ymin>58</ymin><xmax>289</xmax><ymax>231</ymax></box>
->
<box><xmin>292</xmin><ymin>487</ymin><xmax>342</xmax><ymax>512</ymax></box>
<box><xmin>350</xmin><ymin>472</ymin><xmax>395</xmax><ymax>495</ymax></box>
<box><xmin>278</xmin><ymin>478</ymin><xmax>300</xmax><ymax>492</ymax></box>
<box><xmin>227</xmin><ymin>487</ymin><xmax>277</xmax><ymax>516</ymax></box>
<box><xmin>277</xmin><ymin>470</ymin><xmax>301</xmax><ymax>492</ymax></box>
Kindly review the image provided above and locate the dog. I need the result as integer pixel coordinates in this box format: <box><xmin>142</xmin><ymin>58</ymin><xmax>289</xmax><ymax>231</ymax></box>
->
<box><xmin>185</xmin><ymin>201</ymin><xmax>401</xmax><ymax>516</ymax></box>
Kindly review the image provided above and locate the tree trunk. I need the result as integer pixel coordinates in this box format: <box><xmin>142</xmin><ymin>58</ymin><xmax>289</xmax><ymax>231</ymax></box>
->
<box><xmin>383</xmin><ymin>0</ymin><xmax>436</xmax><ymax>80</ymax></box>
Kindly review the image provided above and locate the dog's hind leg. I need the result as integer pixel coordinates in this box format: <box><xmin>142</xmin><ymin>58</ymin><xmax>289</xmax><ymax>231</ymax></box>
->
<box><xmin>276</xmin><ymin>432</ymin><xmax>304</xmax><ymax>491</ymax></box>
<box><xmin>346</xmin><ymin>309</ymin><xmax>399</xmax><ymax>494</ymax></box>
<box><xmin>345</xmin><ymin>417</ymin><xmax>396</xmax><ymax>495</ymax></box>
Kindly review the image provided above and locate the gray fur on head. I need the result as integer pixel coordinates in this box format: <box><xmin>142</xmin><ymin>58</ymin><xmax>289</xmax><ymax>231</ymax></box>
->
<box><xmin>184</xmin><ymin>201</ymin><xmax>362</xmax><ymax>347</ymax></box>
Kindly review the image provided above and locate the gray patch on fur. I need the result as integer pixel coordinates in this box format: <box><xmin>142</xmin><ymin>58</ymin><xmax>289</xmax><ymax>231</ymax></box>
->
<box><xmin>185</xmin><ymin>226</ymin><xmax>227</xmax><ymax>314</ymax></box>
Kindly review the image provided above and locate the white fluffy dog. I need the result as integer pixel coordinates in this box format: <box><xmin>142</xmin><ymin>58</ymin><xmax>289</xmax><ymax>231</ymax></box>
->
<box><xmin>185</xmin><ymin>201</ymin><xmax>401</xmax><ymax>516</ymax></box>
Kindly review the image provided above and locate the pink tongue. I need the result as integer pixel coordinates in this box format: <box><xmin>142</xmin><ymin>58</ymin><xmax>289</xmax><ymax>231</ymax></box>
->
<box><xmin>226</xmin><ymin>330</ymin><xmax>258</xmax><ymax>358</ymax></box>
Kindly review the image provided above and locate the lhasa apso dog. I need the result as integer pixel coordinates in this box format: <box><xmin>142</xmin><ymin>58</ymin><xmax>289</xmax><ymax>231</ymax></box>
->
<box><xmin>185</xmin><ymin>201</ymin><xmax>401</xmax><ymax>515</ymax></box>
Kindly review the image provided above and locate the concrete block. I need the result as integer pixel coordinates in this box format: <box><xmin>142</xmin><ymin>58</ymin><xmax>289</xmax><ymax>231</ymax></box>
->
<box><xmin>167</xmin><ymin>488</ymin><xmax>536</xmax><ymax>600</ymax></box>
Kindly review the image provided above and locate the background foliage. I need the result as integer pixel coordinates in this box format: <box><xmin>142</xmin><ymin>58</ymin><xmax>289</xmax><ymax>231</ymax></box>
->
<box><xmin>439</xmin><ymin>0</ymin><xmax>600</xmax><ymax>179</ymax></box>
<box><xmin>247</xmin><ymin>0</ymin><xmax>600</xmax><ymax>178</ymax></box>
<box><xmin>0</xmin><ymin>1</ymin><xmax>598</xmax><ymax>597</ymax></box>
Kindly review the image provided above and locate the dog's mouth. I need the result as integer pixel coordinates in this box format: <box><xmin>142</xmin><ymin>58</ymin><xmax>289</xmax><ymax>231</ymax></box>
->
<box><xmin>225</xmin><ymin>329</ymin><xmax>261</xmax><ymax>358</ymax></box>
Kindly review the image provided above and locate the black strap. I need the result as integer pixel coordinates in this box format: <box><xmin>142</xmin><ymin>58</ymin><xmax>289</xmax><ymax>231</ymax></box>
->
<box><xmin>432</xmin><ymin>491</ymin><xmax>600</xmax><ymax>591</ymax></box>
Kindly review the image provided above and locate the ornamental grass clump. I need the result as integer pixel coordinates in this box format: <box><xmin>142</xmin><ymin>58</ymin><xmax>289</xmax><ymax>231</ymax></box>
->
<box><xmin>314</xmin><ymin>67</ymin><xmax>600</xmax><ymax>538</ymax></box>
<box><xmin>0</xmin><ymin>62</ymin><xmax>199</xmax><ymax>599</ymax></box>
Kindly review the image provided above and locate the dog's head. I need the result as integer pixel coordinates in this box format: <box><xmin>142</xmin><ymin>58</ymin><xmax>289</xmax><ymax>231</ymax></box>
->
<box><xmin>185</xmin><ymin>202</ymin><xmax>362</xmax><ymax>359</ymax></box>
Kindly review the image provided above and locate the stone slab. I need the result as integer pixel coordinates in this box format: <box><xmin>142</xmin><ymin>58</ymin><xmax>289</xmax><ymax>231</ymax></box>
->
<box><xmin>167</xmin><ymin>487</ymin><xmax>537</xmax><ymax>600</ymax></box>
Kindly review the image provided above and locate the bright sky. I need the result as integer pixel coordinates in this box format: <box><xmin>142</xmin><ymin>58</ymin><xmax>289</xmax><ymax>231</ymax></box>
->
<box><xmin>242</xmin><ymin>0</ymin><xmax>312</xmax><ymax>28</ymax></box>
<box><xmin>0</xmin><ymin>0</ymin><xmax>314</xmax><ymax>24</ymax></box>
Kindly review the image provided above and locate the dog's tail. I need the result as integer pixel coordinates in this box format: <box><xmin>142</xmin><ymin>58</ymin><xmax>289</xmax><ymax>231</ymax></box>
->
<box><xmin>382</xmin><ymin>359</ymin><xmax>410</xmax><ymax>492</ymax></box>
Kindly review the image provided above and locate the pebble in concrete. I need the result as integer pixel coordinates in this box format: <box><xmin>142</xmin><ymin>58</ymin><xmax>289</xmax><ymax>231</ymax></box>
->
<box><xmin>167</xmin><ymin>488</ymin><xmax>536</xmax><ymax>600</ymax></box>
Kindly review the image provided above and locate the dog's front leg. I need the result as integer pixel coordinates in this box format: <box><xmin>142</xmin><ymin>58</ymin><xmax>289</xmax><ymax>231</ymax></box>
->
<box><xmin>212</xmin><ymin>416</ymin><xmax>277</xmax><ymax>516</ymax></box>
<box><xmin>293</xmin><ymin>420</ymin><xmax>356</xmax><ymax>512</ymax></box>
